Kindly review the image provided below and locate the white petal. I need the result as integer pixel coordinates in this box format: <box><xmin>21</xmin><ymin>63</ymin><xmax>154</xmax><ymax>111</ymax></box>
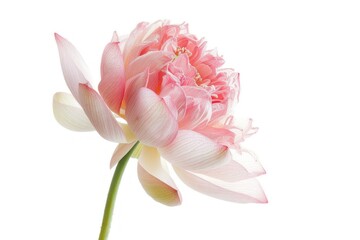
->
<box><xmin>175</xmin><ymin>168</ymin><xmax>267</xmax><ymax>203</ymax></box>
<box><xmin>53</xmin><ymin>92</ymin><xmax>94</xmax><ymax>131</ymax></box>
<box><xmin>138</xmin><ymin>146</ymin><xmax>181</xmax><ymax>206</ymax></box>
<box><xmin>159</xmin><ymin>130</ymin><xmax>231</xmax><ymax>171</ymax></box>
<box><xmin>232</xmin><ymin>149</ymin><xmax>266</xmax><ymax>176</ymax></box>
<box><xmin>110</xmin><ymin>142</ymin><xmax>137</xmax><ymax>168</ymax></box>
<box><xmin>54</xmin><ymin>33</ymin><xmax>92</xmax><ymax>101</ymax></box>
<box><xmin>193</xmin><ymin>150</ymin><xmax>266</xmax><ymax>182</ymax></box>
<box><xmin>192</xmin><ymin>159</ymin><xmax>249</xmax><ymax>182</ymax></box>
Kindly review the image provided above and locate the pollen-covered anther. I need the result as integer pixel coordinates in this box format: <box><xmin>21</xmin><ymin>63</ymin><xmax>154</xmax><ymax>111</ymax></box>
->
<box><xmin>194</xmin><ymin>72</ymin><xmax>210</xmax><ymax>87</ymax></box>
<box><xmin>211</xmin><ymin>93</ymin><xmax>219</xmax><ymax>99</ymax></box>
<box><xmin>175</xmin><ymin>46</ymin><xmax>192</xmax><ymax>56</ymax></box>
<box><xmin>194</xmin><ymin>72</ymin><xmax>202</xmax><ymax>83</ymax></box>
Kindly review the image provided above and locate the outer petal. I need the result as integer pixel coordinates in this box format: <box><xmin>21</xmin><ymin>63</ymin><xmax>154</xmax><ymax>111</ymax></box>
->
<box><xmin>124</xmin><ymin>69</ymin><xmax>149</xmax><ymax>103</ymax></box>
<box><xmin>232</xmin><ymin>149</ymin><xmax>266</xmax><ymax>176</ymax></box>
<box><xmin>159</xmin><ymin>130</ymin><xmax>231</xmax><ymax>171</ymax></box>
<box><xmin>137</xmin><ymin>146</ymin><xmax>181</xmax><ymax>206</ymax></box>
<box><xmin>192</xmin><ymin>150</ymin><xmax>265</xmax><ymax>182</ymax></box>
<box><xmin>78</xmin><ymin>83</ymin><xmax>127</xmax><ymax>143</ymax></box>
<box><xmin>123</xmin><ymin>21</ymin><xmax>166</xmax><ymax>66</ymax></box>
<box><xmin>99</xmin><ymin>39</ymin><xmax>125</xmax><ymax>114</ymax></box>
<box><xmin>54</xmin><ymin>33</ymin><xmax>91</xmax><ymax>101</ymax></box>
<box><xmin>123</xmin><ymin>22</ymin><xmax>150</xmax><ymax>65</ymax></box>
<box><xmin>126</xmin><ymin>87</ymin><xmax>178</xmax><ymax>147</ymax></box>
<box><xmin>110</xmin><ymin>142</ymin><xmax>137</xmax><ymax>168</ymax></box>
<box><xmin>196</xmin><ymin>126</ymin><xmax>236</xmax><ymax>147</ymax></box>
<box><xmin>174</xmin><ymin>168</ymin><xmax>267</xmax><ymax>203</ymax></box>
<box><xmin>53</xmin><ymin>92</ymin><xmax>95</xmax><ymax>131</ymax></box>
<box><xmin>192</xmin><ymin>159</ymin><xmax>251</xmax><ymax>182</ymax></box>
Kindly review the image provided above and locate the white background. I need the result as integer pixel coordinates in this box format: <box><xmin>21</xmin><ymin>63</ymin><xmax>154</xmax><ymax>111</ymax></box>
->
<box><xmin>1</xmin><ymin>0</ymin><xmax>359</xmax><ymax>239</ymax></box>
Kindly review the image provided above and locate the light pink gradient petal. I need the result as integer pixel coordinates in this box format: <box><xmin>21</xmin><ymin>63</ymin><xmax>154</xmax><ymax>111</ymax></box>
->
<box><xmin>126</xmin><ymin>51</ymin><xmax>172</xmax><ymax>79</ymax></box>
<box><xmin>123</xmin><ymin>22</ymin><xmax>150</xmax><ymax>65</ymax></box>
<box><xmin>179</xmin><ymin>86</ymin><xmax>212</xmax><ymax>130</ymax></box>
<box><xmin>124</xmin><ymin>69</ymin><xmax>149</xmax><ymax>103</ymax></box>
<box><xmin>192</xmin><ymin>149</ymin><xmax>265</xmax><ymax>181</ymax></box>
<box><xmin>53</xmin><ymin>92</ymin><xmax>95</xmax><ymax>131</ymax></box>
<box><xmin>111</xmin><ymin>31</ymin><xmax>119</xmax><ymax>42</ymax></box>
<box><xmin>175</xmin><ymin>168</ymin><xmax>268</xmax><ymax>203</ymax></box>
<box><xmin>126</xmin><ymin>88</ymin><xmax>178</xmax><ymax>147</ymax></box>
<box><xmin>196</xmin><ymin>126</ymin><xmax>236</xmax><ymax>147</ymax></box>
<box><xmin>159</xmin><ymin>130</ymin><xmax>231</xmax><ymax>171</ymax></box>
<box><xmin>54</xmin><ymin>33</ymin><xmax>91</xmax><ymax>101</ymax></box>
<box><xmin>78</xmin><ymin>83</ymin><xmax>126</xmax><ymax>143</ymax></box>
<box><xmin>232</xmin><ymin>149</ymin><xmax>266</xmax><ymax>176</ymax></box>
<box><xmin>137</xmin><ymin>146</ymin><xmax>181</xmax><ymax>206</ymax></box>
<box><xmin>160</xmin><ymin>82</ymin><xmax>187</xmax><ymax>121</ymax></box>
<box><xmin>110</xmin><ymin>142</ymin><xmax>137</xmax><ymax>168</ymax></box>
<box><xmin>99</xmin><ymin>39</ymin><xmax>125</xmax><ymax>114</ymax></box>
<box><xmin>192</xmin><ymin>159</ymin><xmax>250</xmax><ymax>182</ymax></box>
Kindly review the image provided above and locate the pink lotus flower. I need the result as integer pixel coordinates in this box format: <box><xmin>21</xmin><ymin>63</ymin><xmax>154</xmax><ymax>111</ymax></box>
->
<box><xmin>53</xmin><ymin>21</ymin><xmax>267</xmax><ymax>207</ymax></box>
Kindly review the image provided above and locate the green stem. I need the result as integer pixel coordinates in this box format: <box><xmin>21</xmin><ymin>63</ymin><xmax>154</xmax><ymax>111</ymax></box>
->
<box><xmin>98</xmin><ymin>141</ymin><xmax>139</xmax><ymax>240</ymax></box>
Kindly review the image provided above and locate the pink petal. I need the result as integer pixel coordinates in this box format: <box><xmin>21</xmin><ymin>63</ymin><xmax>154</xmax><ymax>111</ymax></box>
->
<box><xmin>174</xmin><ymin>168</ymin><xmax>268</xmax><ymax>203</ymax></box>
<box><xmin>137</xmin><ymin>146</ymin><xmax>181</xmax><ymax>206</ymax></box>
<box><xmin>196</xmin><ymin>63</ymin><xmax>213</xmax><ymax>79</ymax></box>
<box><xmin>126</xmin><ymin>88</ymin><xmax>178</xmax><ymax>147</ymax></box>
<box><xmin>196</xmin><ymin>126</ymin><xmax>236</xmax><ymax>147</ymax></box>
<box><xmin>210</xmin><ymin>102</ymin><xmax>229</xmax><ymax>124</ymax></box>
<box><xmin>53</xmin><ymin>92</ymin><xmax>95</xmax><ymax>131</ymax></box>
<box><xmin>160</xmin><ymin>82</ymin><xmax>187</xmax><ymax>121</ymax></box>
<box><xmin>123</xmin><ymin>21</ymin><xmax>166</xmax><ymax>66</ymax></box>
<box><xmin>124</xmin><ymin>69</ymin><xmax>149</xmax><ymax>103</ymax></box>
<box><xmin>54</xmin><ymin>33</ymin><xmax>91</xmax><ymax>101</ymax></box>
<box><xmin>179</xmin><ymin>86</ymin><xmax>212</xmax><ymax>130</ymax></box>
<box><xmin>110</xmin><ymin>142</ymin><xmax>137</xmax><ymax>168</ymax></box>
<box><xmin>99</xmin><ymin>39</ymin><xmax>125</xmax><ymax>114</ymax></box>
<box><xmin>159</xmin><ymin>130</ymin><xmax>231</xmax><ymax>171</ymax></box>
<box><xmin>126</xmin><ymin>51</ymin><xmax>172</xmax><ymax>80</ymax></box>
<box><xmin>78</xmin><ymin>83</ymin><xmax>127</xmax><ymax>143</ymax></box>
<box><xmin>123</xmin><ymin>22</ymin><xmax>150</xmax><ymax>65</ymax></box>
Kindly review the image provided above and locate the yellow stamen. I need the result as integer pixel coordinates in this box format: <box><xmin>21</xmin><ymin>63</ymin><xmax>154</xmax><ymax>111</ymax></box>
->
<box><xmin>175</xmin><ymin>46</ymin><xmax>191</xmax><ymax>56</ymax></box>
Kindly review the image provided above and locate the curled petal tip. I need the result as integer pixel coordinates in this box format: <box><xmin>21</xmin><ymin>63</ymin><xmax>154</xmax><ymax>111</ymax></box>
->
<box><xmin>54</xmin><ymin>32</ymin><xmax>64</xmax><ymax>41</ymax></box>
<box><xmin>257</xmin><ymin>191</ymin><xmax>268</xmax><ymax>204</ymax></box>
<box><xmin>111</xmin><ymin>31</ymin><xmax>119</xmax><ymax>42</ymax></box>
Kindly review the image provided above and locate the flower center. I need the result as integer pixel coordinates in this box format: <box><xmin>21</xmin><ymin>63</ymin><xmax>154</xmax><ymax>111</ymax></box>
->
<box><xmin>175</xmin><ymin>46</ymin><xmax>191</xmax><ymax>56</ymax></box>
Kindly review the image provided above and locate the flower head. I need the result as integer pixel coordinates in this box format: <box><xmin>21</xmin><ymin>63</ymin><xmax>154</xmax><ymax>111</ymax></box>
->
<box><xmin>53</xmin><ymin>21</ymin><xmax>267</xmax><ymax>206</ymax></box>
